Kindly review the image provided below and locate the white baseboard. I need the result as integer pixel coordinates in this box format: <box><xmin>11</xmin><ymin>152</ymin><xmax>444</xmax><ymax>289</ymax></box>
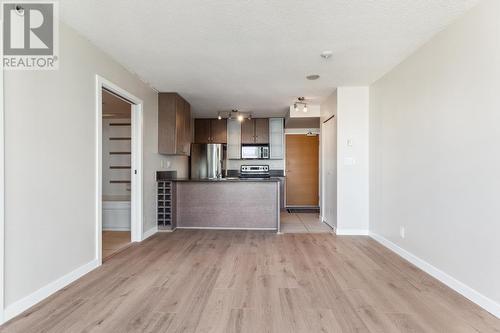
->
<box><xmin>336</xmin><ymin>229</ymin><xmax>369</xmax><ymax>236</ymax></box>
<box><xmin>370</xmin><ymin>232</ymin><xmax>500</xmax><ymax>319</ymax></box>
<box><xmin>142</xmin><ymin>226</ymin><xmax>158</xmax><ymax>240</ymax></box>
<box><xmin>176</xmin><ymin>226</ymin><xmax>277</xmax><ymax>231</ymax></box>
<box><xmin>102</xmin><ymin>227</ymin><xmax>131</xmax><ymax>231</ymax></box>
<box><xmin>3</xmin><ymin>259</ymin><xmax>99</xmax><ymax>323</ymax></box>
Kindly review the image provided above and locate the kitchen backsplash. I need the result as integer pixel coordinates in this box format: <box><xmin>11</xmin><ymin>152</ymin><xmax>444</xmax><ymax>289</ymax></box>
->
<box><xmin>226</xmin><ymin>159</ymin><xmax>285</xmax><ymax>170</ymax></box>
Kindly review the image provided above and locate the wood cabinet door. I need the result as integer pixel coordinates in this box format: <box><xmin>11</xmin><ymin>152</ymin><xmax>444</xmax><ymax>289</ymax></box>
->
<box><xmin>183</xmin><ymin>100</ymin><xmax>191</xmax><ymax>155</ymax></box>
<box><xmin>240</xmin><ymin>119</ymin><xmax>255</xmax><ymax>144</ymax></box>
<box><xmin>158</xmin><ymin>93</ymin><xmax>176</xmax><ymax>154</ymax></box>
<box><xmin>194</xmin><ymin>119</ymin><xmax>211</xmax><ymax>143</ymax></box>
<box><xmin>210</xmin><ymin>119</ymin><xmax>227</xmax><ymax>143</ymax></box>
<box><xmin>254</xmin><ymin>118</ymin><xmax>269</xmax><ymax>144</ymax></box>
<box><xmin>286</xmin><ymin>134</ymin><xmax>319</xmax><ymax>206</ymax></box>
<box><xmin>175</xmin><ymin>96</ymin><xmax>185</xmax><ymax>154</ymax></box>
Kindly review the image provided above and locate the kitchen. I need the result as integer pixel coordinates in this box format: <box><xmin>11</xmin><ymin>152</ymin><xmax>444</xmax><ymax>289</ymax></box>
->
<box><xmin>155</xmin><ymin>93</ymin><xmax>326</xmax><ymax>233</ymax></box>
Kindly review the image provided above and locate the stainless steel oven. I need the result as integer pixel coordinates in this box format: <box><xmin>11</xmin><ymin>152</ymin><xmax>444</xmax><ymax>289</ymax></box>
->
<box><xmin>241</xmin><ymin>145</ymin><xmax>269</xmax><ymax>159</ymax></box>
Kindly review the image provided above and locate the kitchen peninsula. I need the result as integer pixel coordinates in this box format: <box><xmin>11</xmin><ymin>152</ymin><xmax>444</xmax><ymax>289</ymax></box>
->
<box><xmin>157</xmin><ymin>173</ymin><xmax>281</xmax><ymax>232</ymax></box>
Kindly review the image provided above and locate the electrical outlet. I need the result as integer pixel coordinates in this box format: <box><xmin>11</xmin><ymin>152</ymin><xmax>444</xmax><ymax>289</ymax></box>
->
<box><xmin>400</xmin><ymin>226</ymin><xmax>405</xmax><ymax>239</ymax></box>
<box><xmin>160</xmin><ymin>160</ymin><xmax>165</xmax><ymax>168</ymax></box>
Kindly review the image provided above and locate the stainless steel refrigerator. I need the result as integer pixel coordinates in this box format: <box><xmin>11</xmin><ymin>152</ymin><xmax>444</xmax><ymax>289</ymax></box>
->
<box><xmin>190</xmin><ymin>144</ymin><xmax>226</xmax><ymax>179</ymax></box>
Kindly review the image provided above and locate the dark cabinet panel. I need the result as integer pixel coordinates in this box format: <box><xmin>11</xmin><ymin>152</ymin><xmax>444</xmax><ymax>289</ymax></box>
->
<box><xmin>183</xmin><ymin>100</ymin><xmax>191</xmax><ymax>154</ymax></box>
<box><xmin>210</xmin><ymin>119</ymin><xmax>227</xmax><ymax>143</ymax></box>
<box><xmin>194</xmin><ymin>118</ymin><xmax>228</xmax><ymax>144</ymax></box>
<box><xmin>254</xmin><ymin>118</ymin><xmax>269</xmax><ymax>144</ymax></box>
<box><xmin>241</xmin><ymin>118</ymin><xmax>269</xmax><ymax>144</ymax></box>
<box><xmin>241</xmin><ymin>119</ymin><xmax>255</xmax><ymax>144</ymax></box>
<box><xmin>194</xmin><ymin>119</ymin><xmax>211</xmax><ymax>144</ymax></box>
<box><xmin>158</xmin><ymin>93</ymin><xmax>191</xmax><ymax>156</ymax></box>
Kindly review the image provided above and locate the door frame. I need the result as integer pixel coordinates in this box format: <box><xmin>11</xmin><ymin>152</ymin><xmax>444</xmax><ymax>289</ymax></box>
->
<box><xmin>0</xmin><ymin>35</ymin><xmax>5</xmax><ymax>323</ymax></box>
<box><xmin>320</xmin><ymin>117</ymin><xmax>337</xmax><ymax>229</ymax></box>
<box><xmin>95</xmin><ymin>75</ymin><xmax>143</xmax><ymax>265</ymax></box>
<box><xmin>284</xmin><ymin>129</ymin><xmax>321</xmax><ymax>208</ymax></box>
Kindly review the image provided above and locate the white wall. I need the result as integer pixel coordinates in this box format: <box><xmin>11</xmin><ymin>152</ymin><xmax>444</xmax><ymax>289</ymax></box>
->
<box><xmin>3</xmin><ymin>22</ymin><xmax>187</xmax><ymax>312</ymax></box>
<box><xmin>336</xmin><ymin>87</ymin><xmax>369</xmax><ymax>234</ymax></box>
<box><xmin>370</xmin><ymin>0</ymin><xmax>500</xmax><ymax>315</ymax></box>
<box><xmin>320</xmin><ymin>89</ymin><xmax>336</xmax><ymax>122</ymax></box>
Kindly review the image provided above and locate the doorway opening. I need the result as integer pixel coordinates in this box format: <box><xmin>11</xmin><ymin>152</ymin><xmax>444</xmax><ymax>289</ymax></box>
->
<box><xmin>285</xmin><ymin>134</ymin><xmax>319</xmax><ymax>207</ymax></box>
<box><xmin>101</xmin><ymin>90</ymin><xmax>132</xmax><ymax>260</ymax></box>
<box><xmin>96</xmin><ymin>76</ymin><xmax>143</xmax><ymax>264</ymax></box>
<box><xmin>282</xmin><ymin>132</ymin><xmax>331</xmax><ymax>233</ymax></box>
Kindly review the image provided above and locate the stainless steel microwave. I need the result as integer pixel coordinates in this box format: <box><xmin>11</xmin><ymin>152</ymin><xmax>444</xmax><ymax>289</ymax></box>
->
<box><xmin>241</xmin><ymin>145</ymin><xmax>269</xmax><ymax>159</ymax></box>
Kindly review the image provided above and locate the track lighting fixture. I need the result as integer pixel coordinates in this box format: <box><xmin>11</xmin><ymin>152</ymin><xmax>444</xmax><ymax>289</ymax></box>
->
<box><xmin>294</xmin><ymin>97</ymin><xmax>308</xmax><ymax>113</ymax></box>
<box><xmin>216</xmin><ymin>110</ymin><xmax>252</xmax><ymax>121</ymax></box>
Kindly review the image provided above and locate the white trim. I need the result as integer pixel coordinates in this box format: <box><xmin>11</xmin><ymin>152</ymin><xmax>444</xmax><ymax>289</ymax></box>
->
<box><xmin>102</xmin><ymin>227</ymin><xmax>131</xmax><ymax>232</ymax></box>
<box><xmin>176</xmin><ymin>227</ymin><xmax>278</xmax><ymax>231</ymax></box>
<box><xmin>142</xmin><ymin>226</ymin><xmax>158</xmax><ymax>240</ymax></box>
<box><xmin>370</xmin><ymin>232</ymin><xmax>500</xmax><ymax>319</ymax></box>
<box><xmin>0</xmin><ymin>20</ymin><xmax>4</xmax><ymax>324</ymax></box>
<box><xmin>3</xmin><ymin>259</ymin><xmax>99</xmax><ymax>323</ymax></box>
<box><xmin>336</xmin><ymin>229</ymin><xmax>369</xmax><ymax>236</ymax></box>
<box><xmin>95</xmin><ymin>75</ymin><xmax>143</xmax><ymax>265</ymax></box>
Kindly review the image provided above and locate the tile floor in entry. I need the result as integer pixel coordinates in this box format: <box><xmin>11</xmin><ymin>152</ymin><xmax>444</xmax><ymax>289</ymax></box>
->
<box><xmin>280</xmin><ymin>211</ymin><xmax>333</xmax><ymax>233</ymax></box>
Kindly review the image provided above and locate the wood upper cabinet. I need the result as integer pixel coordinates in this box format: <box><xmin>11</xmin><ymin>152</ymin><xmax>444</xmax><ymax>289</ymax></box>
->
<box><xmin>240</xmin><ymin>119</ymin><xmax>255</xmax><ymax>144</ymax></box>
<box><xmin>194</xmin><ymin>119</ymin><xmax>211</xmax><ymax>143</ymax></box>
<box><xmin>194</xmin><ymin>118</ymin><xmax>227</xmax><ymax>144</ymax></box>
<box><xmin>210</xmin><ymin>119</ymin><xmax>227</xmax><ymax>143</ymax></box>
<box><xmin>241</xmin><ymin>118</ymin><xmax>269</xmax><ymax>144</ymax></box>
<box><xmin>254</xmin><ymin>118</ymin><xmax>269</xmax><ymax>144</ymax></box>
<box><xmin>158</xmin><ymin>93</ymin><xmax>191</xmax><ymax>156</ymax></box>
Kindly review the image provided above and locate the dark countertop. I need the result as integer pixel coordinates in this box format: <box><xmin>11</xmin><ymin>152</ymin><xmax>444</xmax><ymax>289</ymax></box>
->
<box><xmin>159</xmin><ymin>177</ymin><xmax>280</xmax><ymax>183</ymax></box>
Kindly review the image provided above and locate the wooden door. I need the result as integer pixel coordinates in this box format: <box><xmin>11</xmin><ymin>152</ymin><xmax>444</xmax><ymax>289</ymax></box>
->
<box><xmin>194</xmin><ymin>119</ymin><xmax>211</xmax><ymax>143</ymax></box>
<box><xmin>254</xmin><ymin>118</ymin><xmax>269</xmax><ymax>144</ymax></box>
<box><xmin>210</xmin><ymin>119</ymin><xmax>227</xmax><ymax>143</ymax></box>
<box><xmin>286</xmin><ymin>135</ymin><xmax>319</xmax><ymax>206</ymax></box>
<box><xmin>241</xmin><ymin>119</ymin><xmax>255</xmax><ymax>144</ymax></box>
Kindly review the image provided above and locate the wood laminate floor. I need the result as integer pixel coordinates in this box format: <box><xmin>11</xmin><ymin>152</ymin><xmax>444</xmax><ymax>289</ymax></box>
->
<box><xmin>102</xmin><ymin>231</ymin><xmax>131</xmax><ymax>260</ymax></box>
<box><xmin>2</xmin><ymin>231</ymin><xmax>499</xmax><ymax>332</ymax></box>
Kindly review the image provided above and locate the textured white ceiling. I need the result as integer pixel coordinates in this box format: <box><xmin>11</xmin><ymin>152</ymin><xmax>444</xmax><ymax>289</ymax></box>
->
<box><xmin>60</xmin><ymin>0</ymin><xmax>479</xmax><ymax>117</ymax></box>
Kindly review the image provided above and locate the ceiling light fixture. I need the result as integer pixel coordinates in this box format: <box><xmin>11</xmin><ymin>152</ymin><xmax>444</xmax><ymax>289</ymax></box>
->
<box><xmin>294</xmin><ymin>97</ymin><xmax>308</xmax><ymax>112</ymax></box>
<box><xmin>217</xmin><ymin>109</ymin><xmax>252</xmax><ymax>121</ymax></box>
